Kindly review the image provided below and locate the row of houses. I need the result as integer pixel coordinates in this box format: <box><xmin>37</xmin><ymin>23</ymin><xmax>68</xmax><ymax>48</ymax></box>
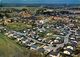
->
<box><xmin>2</xmin><ymin>17</ymin><xmax>71</xmax><ymax>57</ymax></box>
<box><xmin>62</xmin><ymin>21</ymin><xmax>79</xmax><ymax>56</ymax></box>
<box><xmin>3</xmin><ymin>16</ymin><xmax>79</xmax><ymax>57</ymax></box>
<box><xmin>2</xmin><ymin>9</ymin><xmax>79</xmax><ymax>57</ymax></box>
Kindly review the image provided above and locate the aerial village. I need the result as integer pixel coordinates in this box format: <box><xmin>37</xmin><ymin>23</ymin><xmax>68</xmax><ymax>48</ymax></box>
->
<box><xmin>0</xmin><ymin>7</ymin><xmax>80</xmax><ymax>57</ymax></box>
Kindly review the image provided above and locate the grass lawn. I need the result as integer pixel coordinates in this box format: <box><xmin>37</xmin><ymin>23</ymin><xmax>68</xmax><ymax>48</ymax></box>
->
<box><xmin>1</xmin><ymin>7</ymin><xmax>40</xmax><ymax>14</ymax></box>
<box><xmin>0</xmin><ymin>33</ymin><xmax>29</xmax><ymax>57</ymax></box>
<box><xmin>5</xmin><ymin>22</ymin><xmax>32</xmax><ymax>31</ymax></box>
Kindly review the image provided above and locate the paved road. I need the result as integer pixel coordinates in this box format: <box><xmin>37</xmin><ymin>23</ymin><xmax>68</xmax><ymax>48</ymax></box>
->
<box><xmin>5</xmin><ymin>25</ymin><xmax>72</xmax><ymax>56</ymax></box>
<box><xmin>52</xmin><ymin>26</ymin><xmax>71</xmax><ymax>52</ymax></box>
<box><xmin>26</xmin><ymin>36</ymin><xmax>46</xmax><ymax>45</ymax></box>
<box><xmin>64</xmin><ymin>31</ymin><xmax>71</xmax><ymax>44</ymax></box>
<box><xmin>7</xmin><ymin>26</ymin><xmax>71</xmax><ymax>52</ymax></box>
<box><xmin>24</xmin><ymin>26</ymin><xmax>71</xmax><ymax>52</ymax></box>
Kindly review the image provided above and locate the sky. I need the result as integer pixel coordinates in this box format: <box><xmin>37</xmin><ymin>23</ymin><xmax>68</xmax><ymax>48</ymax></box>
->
<box><xmin>1</xmin><ymin>0</ymin><xmax>80</xmax><ymax>4</ymax></box>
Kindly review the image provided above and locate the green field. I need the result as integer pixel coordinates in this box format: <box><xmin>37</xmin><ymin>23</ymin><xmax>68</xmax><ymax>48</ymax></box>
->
<box><xmin>0</xmin><ymin>7</ymin><xmax>40</xmax><ymax>14</ymax></box>
<box><xmin>5</xmin><ymin>22</ymin><xmax>32</xmax><ymax>31</ymax></box>
<box><xmin>0</xmin><ymin>33</ymin><xmax>28</xmax><ymax>57</ymax></box>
